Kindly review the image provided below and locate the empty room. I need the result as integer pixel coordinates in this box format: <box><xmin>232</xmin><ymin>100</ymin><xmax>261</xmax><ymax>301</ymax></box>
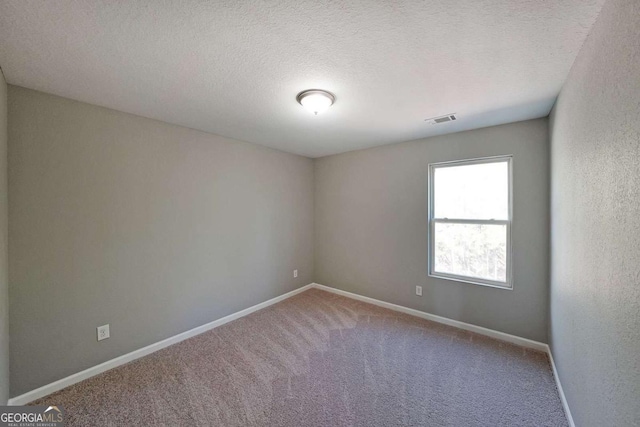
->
<box><xmin>0</xmin><ymin>0</ymin><xmax>638</xmax><ymax>426</ymax></box>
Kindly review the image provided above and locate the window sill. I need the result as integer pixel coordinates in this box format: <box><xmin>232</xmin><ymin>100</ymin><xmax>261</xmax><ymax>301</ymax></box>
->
<box><xmin>428</xmin><ymin>273</ymin><xmax>513</xmax><ymax>290</ymax></box>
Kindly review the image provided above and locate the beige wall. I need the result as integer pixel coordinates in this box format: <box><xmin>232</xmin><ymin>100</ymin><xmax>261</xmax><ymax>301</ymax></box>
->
<box><xmin>8</xmin><ymin>86</ymin><xmax>315</xmax><ymax>397</ymax></box>
<box><xmin>315</xmin><ymin>118</ymin><xmax>549</xmax><ymax>342</ymax></box>
<box><xmin>549</xmin><ymin>0</ymin><xmax>640</xmax><ymax>425</ymax></box>
<box><xmin>0</xmin><ymin>70</ymin><xmax>8</xmax><ymax>404</ymax></box>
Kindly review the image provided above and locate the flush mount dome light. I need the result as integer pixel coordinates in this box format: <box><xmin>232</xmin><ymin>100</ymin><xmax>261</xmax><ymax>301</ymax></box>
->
<box><xmin>296</xmin><ymin>89</ymin><xmax>335</xmax><ymax>115</ymax></box>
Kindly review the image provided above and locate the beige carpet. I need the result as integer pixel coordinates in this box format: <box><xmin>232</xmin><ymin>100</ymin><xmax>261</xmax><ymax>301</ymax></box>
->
<box><xmin>34</xmin><ymin>288</ymin><xmax>567</xmax><ymax>426</ymax></box>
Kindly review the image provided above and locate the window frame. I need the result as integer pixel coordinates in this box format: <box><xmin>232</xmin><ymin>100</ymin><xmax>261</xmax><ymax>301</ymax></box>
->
<box><xmin>428</xmin><ymin>155</ymin><xmax>513</xmax><ymax>290</ymax></box>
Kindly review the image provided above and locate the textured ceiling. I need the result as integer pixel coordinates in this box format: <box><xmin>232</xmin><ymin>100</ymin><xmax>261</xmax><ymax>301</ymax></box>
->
<box><xmin>0</xmin><ymin>0</ymin><xmax>604</xmax><ymax>157</ymax></box>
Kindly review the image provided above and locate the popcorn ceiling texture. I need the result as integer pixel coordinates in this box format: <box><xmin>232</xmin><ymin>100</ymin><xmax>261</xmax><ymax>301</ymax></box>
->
<box><xmin>34</xmin><ymin>289</ymin><xmax>567</xmax><ymax>426</ymax></box>
<box><xmin>0</xmin><ymin>0</ymin><xmax>604</xmax><ymax>157</ymax></box>
<box><xmin>549</xmin><ymin>0</ymin><xmax>640</xmax><ymax>426</ymax></box>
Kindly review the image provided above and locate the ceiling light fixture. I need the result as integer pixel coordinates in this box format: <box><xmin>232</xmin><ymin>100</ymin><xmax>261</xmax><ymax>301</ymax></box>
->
<box><xmin>296</xmin><ymin>89</ymin><xmax>335</xmax><ymax>115</ymax></box>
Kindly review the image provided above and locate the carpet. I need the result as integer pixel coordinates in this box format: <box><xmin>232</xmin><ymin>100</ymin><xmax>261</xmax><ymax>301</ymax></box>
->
<box><xmin>33</xmin><ymin>288</ymin><xmax>568</xmax><ymax>426</ymax></box>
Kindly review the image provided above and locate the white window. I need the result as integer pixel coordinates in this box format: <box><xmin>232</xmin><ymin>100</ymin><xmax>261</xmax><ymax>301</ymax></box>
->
<box><xmin>428</xmin><ymin>156</ymin><xmax>512</xmax><ymax>289</ymax></box>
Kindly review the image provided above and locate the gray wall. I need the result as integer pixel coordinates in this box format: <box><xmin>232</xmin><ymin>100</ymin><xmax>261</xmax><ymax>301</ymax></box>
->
<box><xmin>549</xmin><ymin>0</ymin><xmax>640</xmax><ymax>425</ymax></box>
<box><xmin>8</xmin><ymin>86</ymin><xmax>314</xmax><ymax>397</ymax></box>
<box><xmin>315</xmin><ymin>118</ymin><xmax>549</xmax><ymax>342</ymax></box>
<box><xmin>0</xmin><ymin>70</ymin><xmax>9</xmax><ymax>404</ymax></box>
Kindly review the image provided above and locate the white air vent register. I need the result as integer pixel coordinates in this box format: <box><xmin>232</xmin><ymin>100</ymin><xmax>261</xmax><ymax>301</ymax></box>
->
<box><xmin>424</xmin><ymin>114</ymin><xmax>457</xmax><ymax>125</ymax></box>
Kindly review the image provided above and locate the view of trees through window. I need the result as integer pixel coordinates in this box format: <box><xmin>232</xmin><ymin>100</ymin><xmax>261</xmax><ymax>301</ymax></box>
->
<box><xmin>434</xmin><ymin>223</ymin><xmax>507</xmax><ymax>282</ymax></box>
<box><xmin>430</xmin><ymin>158</ymin><xmax>510</xmax><ymax>285</ymax></box>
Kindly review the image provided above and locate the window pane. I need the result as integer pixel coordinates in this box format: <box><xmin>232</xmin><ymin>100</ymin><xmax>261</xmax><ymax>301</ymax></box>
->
<box><xmin>434</xmin><ymin>161</ymin><xmax>508</xmax><ymax>220</ymax></box>
<box><xmin>433</xmin><ymin>223</ymin><xmax>507</xmax><ymax>282</ymax></box>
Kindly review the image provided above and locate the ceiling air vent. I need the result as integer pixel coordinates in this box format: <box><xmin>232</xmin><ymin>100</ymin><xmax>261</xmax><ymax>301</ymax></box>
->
<box><xmin>424</xmin><ymin>114</ymin><xmax>457</xmax><ymax>125</ymax></box>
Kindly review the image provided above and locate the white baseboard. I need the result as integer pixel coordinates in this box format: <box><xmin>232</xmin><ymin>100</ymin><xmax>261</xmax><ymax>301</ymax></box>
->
<box><xmin>546</xmin><ymin>345</ymin><xmax>575</xmax><ymax>427</ymax></box>
<box><xmin>8</xmin><ymin>283</ymin><xmax>315</xmax><ymax>406</ymax></box>
<box><xmin>10</xmin><ymin>280</ymin><xmax>574</xmax><ymax>427</ymax></box>
<box><xmin>311</xmin><ymin>283</ymin><xmax>547</xmax><ymax>352</ymax></box>
<box><xmin>311</xmin><ymin>283</ymin><xmax>574</xmax><ymax>426</ymax></box>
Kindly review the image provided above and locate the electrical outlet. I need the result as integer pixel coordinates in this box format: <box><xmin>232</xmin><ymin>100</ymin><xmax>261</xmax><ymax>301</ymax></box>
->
<box><xmin>416</xmin><ymin>286</ymin><xmax>423</xmax><ymax>296</ymax></box>
<box><xmin>97</xmin><ymin>324</ymin><xmax>110</xmax><ymax>341</ymax></box>
<box><xmin>293</xmin><ymin>269</ymin><xmax>298</xmax><ymax>278</ymax></box>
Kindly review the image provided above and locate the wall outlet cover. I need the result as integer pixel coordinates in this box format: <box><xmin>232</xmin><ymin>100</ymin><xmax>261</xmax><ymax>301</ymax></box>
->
<box><xmin>416</xmin><ymin>286</ymin><xmax>423</xmax><ymax>296</ymax></box>
<box><xmin>97</xmin><ymin>324</ymin><xmax>110</xmax><ymax>341</ymax></box>
<box><xmin>293</xmin><ymin>269</ymin><xmax>298</xmax><ymax>278</ymax></box>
